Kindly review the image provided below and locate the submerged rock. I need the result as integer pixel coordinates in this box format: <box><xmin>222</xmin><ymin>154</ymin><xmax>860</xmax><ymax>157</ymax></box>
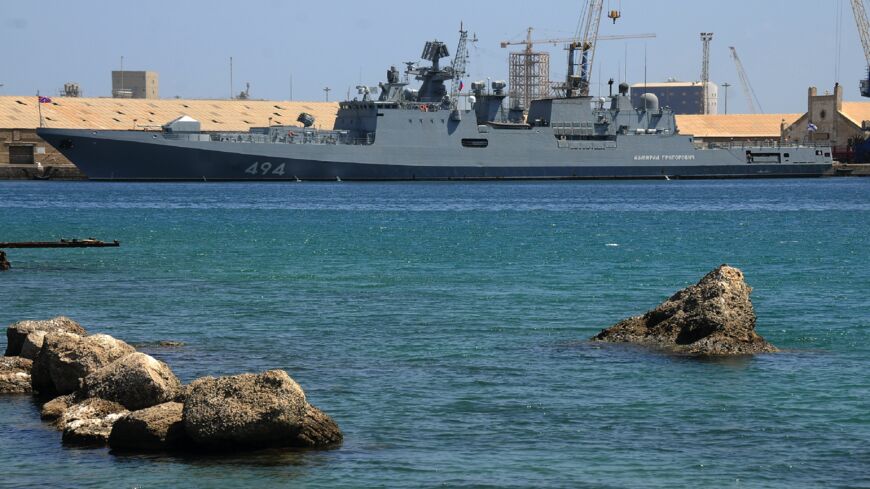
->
<box><xmin>592</xmin><ymin>265</ymin><xmax>777</xmax><ymax>355</ymax></box>
<box><xmin>32</xmin><ymin>332</ymin><xmax>135</xmax><ymax>395</ymax></box>
<box><xmin>109</xmin><ymin>402</ymin><xmax>188</xmax><ymax>451</ymax></box>
<box><xmin>60</xmin><ymin>398</ymin><xmax>128</xmax><ymax>445</ymax></box>
<box><xmin>0</xmin><ymin>356</ymin><xmax>32</xmax><ymax>394</ymax></box>
<box><xmin>5</xmin><ymin>316</ymin><xmax>85</xmax><ymax>357</ymax></box>
<box><xmin>82</xmin><ymin>352</ymin><xmax>181</xmax><ymax>411</ymax></box>
<box><xmin>182</xmin><ymin>370</ymin><xmax>312</xmax><ymax>450</ymax></box>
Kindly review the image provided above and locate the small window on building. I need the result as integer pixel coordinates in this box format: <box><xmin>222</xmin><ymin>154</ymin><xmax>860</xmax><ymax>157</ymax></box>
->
<box><xmin>9</xmin><ymin>146</ymin><xmax>34</xmax><ymax>164</ymax></box>
<box><xmin>820</xmin><ymin>110</ymin><xmax>827</xmax><ymax>119</ymax></box>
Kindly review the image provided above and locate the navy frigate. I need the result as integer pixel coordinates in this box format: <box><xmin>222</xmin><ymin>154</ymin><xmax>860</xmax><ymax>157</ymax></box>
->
<box><xmin>38</xmin><ymin>30</ymin><xmax>832</xmax><ymax>181</ymax></box>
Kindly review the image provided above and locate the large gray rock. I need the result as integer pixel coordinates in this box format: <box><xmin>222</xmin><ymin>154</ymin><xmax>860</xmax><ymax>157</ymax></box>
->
<box><xmin>19</xmin><ymin>331</ymin><xmax>46</xmax><ymax>360</ymax></box>
<box><xmin>60</xmin><ymin>398</ymin><xmax>128</xmax><ymax>445</ymax></box>
<box><xmin>82</xmin><ymin>352</ymin><xmax>180</xmax><ymax>410</ymax></box>
<box><xmin>109</xmin><ymin>402</ymin><xmax>188</xmax><ymax>451</ymax></box>
<box><xmin>295</xmin><ymin>403</ymin><xmax>343</xmax><ymax>448</ymax></box>
<box><xmin>32</xmin><ymin>332</ymin><xmax>135</xmax><ymax>395</ymax></box>
<box><xmin>592</xmin><ymin>265</ymin><xmax>778</xmax><ymax>355</ymax></box>
<box><xmin>5</xmin><ymin>316</ymin><xmax>85</xmax><ymax>357</ymax></box>
<box><xmin>182</xmin><ymin>370</ymin><xmax>311</xmax><ymax>450</ymax></box>
<box><xmin>0</xmin><ymin>356</ymin><xmax>32</xmax><ymax>394</ymax></box>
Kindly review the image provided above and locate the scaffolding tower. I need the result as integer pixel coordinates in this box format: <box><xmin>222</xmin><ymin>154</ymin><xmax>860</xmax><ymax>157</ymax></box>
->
<box><xmin>508</xmin><ymin>50</ymin><xmax>550</xmax><ymax>111</ymax></box>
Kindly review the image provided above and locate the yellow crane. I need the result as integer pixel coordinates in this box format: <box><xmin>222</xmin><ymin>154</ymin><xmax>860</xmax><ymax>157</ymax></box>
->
<box><xmin>499</xmin><ymin>30</ymin><xmax>656</xmax><ymax>51</ymax></box>
<box><xmin>500</xmin><ymin>28</ymin><xmax>654</xmax><ymax>107</ymax></box>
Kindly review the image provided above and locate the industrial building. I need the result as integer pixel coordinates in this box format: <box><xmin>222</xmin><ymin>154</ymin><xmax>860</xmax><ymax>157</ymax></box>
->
<box><xmin>782</xmin><ymin>84</ymin><xmax>870</xmax><ymax>160</ymax></box>
<box><xmin>111</xmin><ymin>71</ymin><xmax>159</xmax><ymax>99</ymax></box>
<box><xmin>631</xmin><ymin>81</ymin><xmax>719</xmax><ymax>115</ymax></box>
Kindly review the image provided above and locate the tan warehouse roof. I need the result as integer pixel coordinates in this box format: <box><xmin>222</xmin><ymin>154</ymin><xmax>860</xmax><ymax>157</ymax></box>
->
<box><xmin>0</xmin><ymin>96</ymin><xmax>339</xmax><ymax>131</ymax></box>
<box><xmin>675</xmin><ymin>113</ymin><xmax>801</xmax><ymax>138</ymax></box>
<box><xmin>840</xmin><ymin>102</ymin><xmax>870</xmax><ymax>127</ymax></box>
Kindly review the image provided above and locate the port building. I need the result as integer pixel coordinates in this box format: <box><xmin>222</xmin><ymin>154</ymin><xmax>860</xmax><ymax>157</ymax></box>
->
<box><xmin>111</xmin><ymin>71</ymin><xmax>159</xmax><ymax>99</ymax></box>
<box><xmin>781</xmin><ymin>84</ymin><xmax>870</xmax><ymax>161</ymax></box>
<box><xmin>631</xmin><ymin>81</ymin><xmax>719</xmax><ymax>115</ymax></box>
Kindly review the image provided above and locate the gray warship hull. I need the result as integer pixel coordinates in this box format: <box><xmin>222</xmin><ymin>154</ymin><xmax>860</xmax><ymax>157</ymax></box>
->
<box><xmin>36</xmin><ymin>31</ymin><xmax>833</xmax><ymax>181</ymax></box>
<box><xmin>37</xmin><ymin>126</ymin><xmax>831</xmax><ymax>181</ymax></box>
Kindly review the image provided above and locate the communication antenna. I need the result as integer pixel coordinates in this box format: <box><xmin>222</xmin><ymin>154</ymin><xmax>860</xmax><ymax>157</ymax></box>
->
<box><xmin>229</xmin><ymin>57</ymin><xmax>234</xmax><ymax>100</ymax></box>
<box><xmin>721</xmin><ymin>82</ymin><xmax>731</xmax><ymax>114</ymax></box>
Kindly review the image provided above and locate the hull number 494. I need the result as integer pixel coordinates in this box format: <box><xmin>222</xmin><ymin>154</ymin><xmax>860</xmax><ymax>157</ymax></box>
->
<box><xmin>245</xmin><ymin>162</ymin><xmax>285</xmax><ymax>176</ymax></box>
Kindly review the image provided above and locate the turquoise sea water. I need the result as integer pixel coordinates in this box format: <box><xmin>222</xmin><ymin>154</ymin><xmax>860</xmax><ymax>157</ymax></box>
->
<box><xmin>0</xmin><ymin>179</ymin><xmax>868</xmax><ymax>488</ymax></box>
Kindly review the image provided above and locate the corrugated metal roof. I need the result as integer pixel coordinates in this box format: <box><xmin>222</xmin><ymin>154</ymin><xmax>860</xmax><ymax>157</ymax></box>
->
<box><xmin>0</xmin><ymin>96</ymin><xmax>339</xmax><ymax>131</ymax></box>
<box><xmin>675</xmin><ymin>113</ymin><xmax>802</xmax><ymax>138</ymax></box>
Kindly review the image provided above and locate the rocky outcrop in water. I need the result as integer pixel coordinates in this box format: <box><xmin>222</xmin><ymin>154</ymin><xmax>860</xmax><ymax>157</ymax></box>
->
<box><xmin>82</xmin><ymin>352</ymin><xmax>181</xmax><ymax>410</ymax></box>
<box><xmin>60</xmin><ymin>398</ymin><xmax>128</xmax><ymax>445</ymax></box>
<box><xmin>0</xmin><ymin>356</ymin><xmax>32</xmax><ymax>394</ymax></box>
<box><xmin>592</xmin><ymin>265</ymin><xmax>777</xmax><ymax>355</ymax></box>
<box><xmin>5</xmin><ymin>316</ymin><xmax>85</xmax><ymax>357</ymax></box>
<box><xmin>4</xmin><ymin>317</ymin><xmax>342</xmax><ymax>454</ymax></box>
<box><xmin>109</xmin><ymin>402</ymin><xmax>188</xmax><ymax>451</ymax></box>
<box><xmin>32</xmin><ymin>332</ymin><xmax>135</xmax><ymax>395</ymax></box>
<box><xmin>182</xmin><ymin>370</ymin><xmax>309</xmax><ymax>450</ymax></box>
<box><xmin>180</xmin><ymin>369</ymin><xmax>342</xmax><ymax>451</ymax></box>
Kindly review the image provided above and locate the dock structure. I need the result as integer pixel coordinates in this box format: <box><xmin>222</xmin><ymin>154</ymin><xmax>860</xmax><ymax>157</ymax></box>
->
<box><xmin>0</xmin><ymin>239</ymin><xmax>120</xmax><ymax>271</ymax></box>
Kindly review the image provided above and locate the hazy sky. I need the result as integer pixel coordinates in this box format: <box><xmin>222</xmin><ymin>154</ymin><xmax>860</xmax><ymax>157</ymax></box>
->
<box><xmin>1</xmin><ymin>0</ymin><xmax>865</xmax><ymax>114</ymax></box>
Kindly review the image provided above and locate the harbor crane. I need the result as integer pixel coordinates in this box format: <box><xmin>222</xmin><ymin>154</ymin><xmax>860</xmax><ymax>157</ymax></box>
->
<box><xmin>500</xmin><ymin>29</ymin><xmax>655</xmax><ymax>109</ymax></box>
<box><xmin>499</xmin><ymin>31</ymin><xmax>656</xmax><ymax>50</ymax></box>
<box><xmin>572</xmin><ymin>0</ymin><xmax>607</xmax><ymax>97</ymax></box>
<box><xmin>849</xmin><ymin>0</ymin><xmax>870</xmax><ymax>96</ymax></box>
<box><xmin>729</xmin><ymin>46</ymin><xmax>763</xmax><ymax>114</ymax></box>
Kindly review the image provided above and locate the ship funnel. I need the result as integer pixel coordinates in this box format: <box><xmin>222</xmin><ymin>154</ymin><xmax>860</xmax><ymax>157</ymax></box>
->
<box><xmin>641</xmin><ymin>93</ymin><xmax>659</xmax><ymax>112</ymax></box>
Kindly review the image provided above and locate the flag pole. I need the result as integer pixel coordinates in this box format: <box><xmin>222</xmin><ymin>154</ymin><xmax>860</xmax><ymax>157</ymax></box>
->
<box><xmin>37</xmin><ymin>91</ymin><xmax>44</xmax><ymax>128</ymax></box>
